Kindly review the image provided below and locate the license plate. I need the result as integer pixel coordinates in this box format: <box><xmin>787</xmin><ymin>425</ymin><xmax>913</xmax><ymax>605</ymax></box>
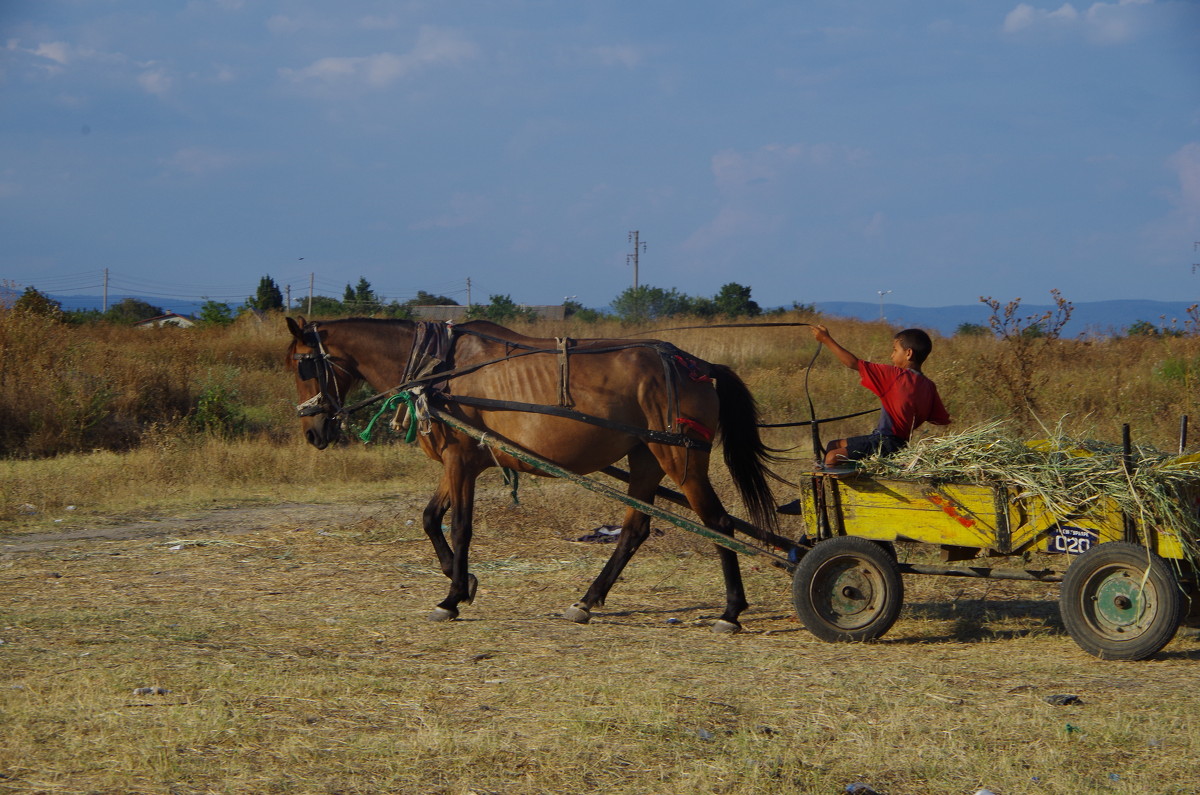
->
<box><xmin>1046</xmin><ymin>525</ymin><xmax>1097</xmax><ymax>555</ymax></box>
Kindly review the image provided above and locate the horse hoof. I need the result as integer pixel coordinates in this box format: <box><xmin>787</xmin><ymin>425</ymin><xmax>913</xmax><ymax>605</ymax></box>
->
<box><xmin>428</xmin><ymin>606</ymin><xmax>458</xmax><ymax>622</ymax></box>
<box><xmin>712</xmin><ymin>619</ymin><xmax>742</xmax><ymax>635</ymax></box>
<box><xmin>563</xmin><ymin>603</ymin><xmax>592</xmax><ymax>624</ymax></box>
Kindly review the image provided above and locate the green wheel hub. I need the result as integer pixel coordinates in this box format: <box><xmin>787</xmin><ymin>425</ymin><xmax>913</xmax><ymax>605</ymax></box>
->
<box><xmin>816</xmin><ymin>560</ymin><xmax>882</xmax><ymax>629</ymax></box>
<box><xmin>1091</xmin><ymin>569</ymin><xmax>1149</xmax><ymax>631</ymax></box>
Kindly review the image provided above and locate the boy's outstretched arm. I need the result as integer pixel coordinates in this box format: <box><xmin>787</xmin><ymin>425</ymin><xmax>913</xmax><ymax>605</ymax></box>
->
<box><xmin>810</xmin><ymin>324</ymin><xmax>860</xmax><ymax>370</ymax></box>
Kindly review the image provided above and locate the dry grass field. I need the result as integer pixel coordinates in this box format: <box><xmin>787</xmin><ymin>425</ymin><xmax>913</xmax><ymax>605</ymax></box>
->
<box><xmin>4</xmin><ymin>308</ymin><xmax>1200</xmax><ymax>793</ymax></box>
<box><xmin>4</xmin><ymin>444</ymin><xmax>1200</xmax><ymax>795</ymax></box>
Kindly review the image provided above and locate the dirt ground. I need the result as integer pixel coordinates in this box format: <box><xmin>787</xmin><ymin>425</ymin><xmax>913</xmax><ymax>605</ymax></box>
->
<box><xmin>5</xmin><ymin>480</ymin><xmax>1200</xmax><ymax>794</ymax></box>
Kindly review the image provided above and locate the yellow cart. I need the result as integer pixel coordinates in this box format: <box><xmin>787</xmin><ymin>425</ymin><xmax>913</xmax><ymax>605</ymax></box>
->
<box><xmin>794</xmin><ymin>468</ymin><xmax>1198</xmax><ymax>660</ymax></box>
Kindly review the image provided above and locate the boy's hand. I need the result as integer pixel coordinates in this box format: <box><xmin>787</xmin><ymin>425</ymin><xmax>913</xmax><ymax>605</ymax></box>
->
<box><xmin>809</xmin><ymin>324</ymin><xmax>860</xmax><ymax>370</ymax></box>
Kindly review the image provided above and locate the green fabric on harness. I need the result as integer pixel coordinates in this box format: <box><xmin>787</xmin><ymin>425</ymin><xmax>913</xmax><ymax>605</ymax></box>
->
<box><xmin>358</xmin><ymin>392</ymin><xmax>418</xmax><ymax>444</ymax></box>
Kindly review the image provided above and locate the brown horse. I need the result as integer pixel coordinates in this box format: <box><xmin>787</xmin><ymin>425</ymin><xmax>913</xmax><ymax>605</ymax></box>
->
<box><xmin>285</xmin><ymin>316</ymin><xmax>779</xmax><ymax>632</ymax></box>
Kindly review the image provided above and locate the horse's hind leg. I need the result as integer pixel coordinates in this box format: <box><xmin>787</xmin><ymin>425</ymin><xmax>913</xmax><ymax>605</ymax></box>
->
<box><xmin>565</xmin><ymin>446</ymin><xmax>662</xmax><ymax>624</ymax></box>
<box><xmin>422</xmin><ymin>489</ymin><xmax>454</xmax><ymax>576</ymax></box>
<box><xmin>652</xmin><ymin>444</ymin><xmax>748</xmax><ymax>634</ymax></box>
<box><xmin>426</xmin><ymin>463</ymin><xmax>480</xmax><ymax>622</ymax></box>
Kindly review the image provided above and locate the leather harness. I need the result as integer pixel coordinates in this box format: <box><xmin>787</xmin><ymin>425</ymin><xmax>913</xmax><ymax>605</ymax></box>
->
<box><xmin>294</xmin><ymin>321</ymin><xmax>716</xmax><ymax>452</ymax></box>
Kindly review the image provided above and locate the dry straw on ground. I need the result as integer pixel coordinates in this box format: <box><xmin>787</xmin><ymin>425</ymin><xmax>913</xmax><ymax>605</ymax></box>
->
<box><xmin>3</xmin><ymin>478</ymin><xmax>1200</xmax><ymax>794</ymax></box>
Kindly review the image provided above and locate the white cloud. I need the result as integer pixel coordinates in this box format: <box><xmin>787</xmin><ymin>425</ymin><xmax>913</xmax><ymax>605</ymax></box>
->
<box><xmin>138</xmin><ymin>67</ymin><xmax>172</xmax><ymax>96</ymax></box>
<box><xmin>1168</xmin><ymin>142</ymin><xmax>1200</xmax><ymax>220</ymax></box>
<box><xmin>1141</xmin><ymin>141</ymin><xmax>1200</xmax><ymax>255</ymax></box>
<box><xmin>266</xmin><ymin>15</ymin><xmax>305</xmax><ymax>35</ymax></box>
<box><xmin>686</xmin><ymin>141</ymin><xmax>869</xmax><ymax>250</ymax></box>
<box><xmin>682</xmin><ymin>206</ymin><xmax>778</xmax><ymax>252</ymax></box>
<box><xmin>281</xmin><ymin>26</ymin><xmax>477</xmax><ymax>90</ymax></box>
<box><xmin>865</xmin><ymin>212</ymin><xmax>886</xmax><ymax>237</ymax></box>
<box><xmin>33</xmin><ymin>41</ymin><xmax>71</xmax><ymax>65</ymax></box>
<box><xmin>1002</xmin><ymin>0</ymin><xmax>1152</xmax><ymax>43</ymax></box>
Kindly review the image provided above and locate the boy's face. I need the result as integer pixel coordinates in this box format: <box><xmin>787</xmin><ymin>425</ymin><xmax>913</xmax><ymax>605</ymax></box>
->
<box><xmin>890</xmin><ymin>338</ymin><xmax>915</xmax><ymax>368</ymax></box>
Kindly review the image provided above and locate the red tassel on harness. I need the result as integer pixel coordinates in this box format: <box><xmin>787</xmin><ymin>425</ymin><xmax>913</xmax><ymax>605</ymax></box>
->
<box><xmin>676</xmin><ymin>417</ymin><xmax>715</xmax><ymax>442</ymax></box>
<box><xmin>672</xmin><ymin>354</ymin><xmax>713</xmax><ymax>383</ymax></box>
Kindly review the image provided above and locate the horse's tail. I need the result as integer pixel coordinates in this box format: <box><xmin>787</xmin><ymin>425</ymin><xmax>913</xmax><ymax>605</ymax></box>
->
<box><xmin>710</xmin><ymin>363</ymin><xmax>780</xmax><ymax>533</ymax></box>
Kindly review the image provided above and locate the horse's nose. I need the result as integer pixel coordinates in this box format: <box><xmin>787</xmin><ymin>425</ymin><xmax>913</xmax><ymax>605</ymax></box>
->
<box><xmin>305</xmin><ymin>428</ymin><xmax>328</xmax><ymax>450</ymax></box>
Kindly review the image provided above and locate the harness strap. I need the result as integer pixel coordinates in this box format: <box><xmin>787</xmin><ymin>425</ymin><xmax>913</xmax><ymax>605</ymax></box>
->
<box><xmin>675</xmin><ymin>417</ymin><xmax>715</xmax><ymax>443</ymax></box>
<box><xmin>556</xmin><ymin>336</ymin><xmax>574</xmax><ymax>408</ymax></box>
<box><xmin>442</xmin><ymin>394</ymin><xmax>712</xmax><ymax>452</ymax></box>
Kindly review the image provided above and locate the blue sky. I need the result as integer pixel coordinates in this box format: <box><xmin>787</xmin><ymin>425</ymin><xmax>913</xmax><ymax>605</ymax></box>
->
<box><xmin>3</xmin><ymin>1</ymin><xmax>1199</xmax><ymax>312</ymax></box>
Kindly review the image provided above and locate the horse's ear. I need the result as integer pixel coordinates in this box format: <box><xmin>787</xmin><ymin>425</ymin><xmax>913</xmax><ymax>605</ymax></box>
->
<box><xmin>287</xmin><ymin>316</ymin><xmax>306</xmax><ymax>341</ymax></box>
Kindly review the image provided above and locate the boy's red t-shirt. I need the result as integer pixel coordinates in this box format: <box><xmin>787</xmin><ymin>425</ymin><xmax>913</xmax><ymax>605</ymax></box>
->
<box><xmin>857</xmin><ymin>361</ymin><xmax>950</xmax><ymax>441</ymax></box>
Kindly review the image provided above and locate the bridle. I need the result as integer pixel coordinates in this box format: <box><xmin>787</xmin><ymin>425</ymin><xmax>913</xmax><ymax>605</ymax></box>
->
<box><xmin>292</xmin><ymin>322</ymin><xmax>351</xmax><ymax>421</ymax></box>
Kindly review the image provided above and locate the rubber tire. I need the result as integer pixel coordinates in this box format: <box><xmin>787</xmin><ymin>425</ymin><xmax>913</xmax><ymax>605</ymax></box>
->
<box><xmin>1060</xmin><ymin>541</ymin><xmax>1182</xmax><ymax>661</ymax></box>
<box><xmin>792</xmin><ymin>535</ymin><xmax>904</xmax><ymax>642</ymax></box>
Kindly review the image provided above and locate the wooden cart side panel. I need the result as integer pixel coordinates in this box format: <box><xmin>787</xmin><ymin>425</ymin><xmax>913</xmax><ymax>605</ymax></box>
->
<box><xmin>819</xmin><ymin>474</ymin><xmax>1190</xmax><ymax>560</ymax></box>
<box><xmin>835</xmin><ymin>478</ymin><xmax>1003</xmax><ymax>548</ymax></box>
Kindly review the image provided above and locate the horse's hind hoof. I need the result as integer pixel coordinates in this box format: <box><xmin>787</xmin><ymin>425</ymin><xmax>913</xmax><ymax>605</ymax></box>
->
<box><xmin>563</xmin><ymin>603</ymin><xmax>592</xmax><ymax>624</ymax></box>
<box><xmin>712</xmin><ymin>619</ymin><xmax>742</xmax><ymax>635</ymax></box>
<box><xmin>428</xmin><ymin>606</ymin><xmax>458</xmax><ymax>622</ymax></box>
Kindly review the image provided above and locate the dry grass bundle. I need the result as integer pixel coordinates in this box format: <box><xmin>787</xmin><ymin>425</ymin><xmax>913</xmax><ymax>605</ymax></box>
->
<box><xmin>858</xmin><ymin>421</ymin><xmax>1200</xmax><ymax>558</ymax></box>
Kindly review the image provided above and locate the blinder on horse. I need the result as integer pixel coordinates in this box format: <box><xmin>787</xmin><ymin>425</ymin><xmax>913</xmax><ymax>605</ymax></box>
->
<box><xmin>294</xmin><ymin>353</ymin><xmax>319</xmax><ymax>383</ymax></box>
<box><xmin>292</xmin><ymin>323</ymin><xmax>344</xmax><ymax>420</ymax></box>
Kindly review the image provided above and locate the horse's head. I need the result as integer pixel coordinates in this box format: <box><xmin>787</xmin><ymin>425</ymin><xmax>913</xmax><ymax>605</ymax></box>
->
<box><xmin>286</xmin><ymin>316</ymin><xmax>357</xmax><ymax>450</ymax></box>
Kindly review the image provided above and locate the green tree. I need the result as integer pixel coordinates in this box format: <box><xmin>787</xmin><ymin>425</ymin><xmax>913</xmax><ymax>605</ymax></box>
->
<box><xmin>406</xmin><ymin>290</ymin><xmax>459</xmax><ymax>306</ymax></box>
<box><xmin>467</xmin><ymin>294</ymin><xmax>536</xmax><ymax>323</ymax></box>
<box><xmin>343</xmin><ymin>277</ymin><xmax>383</xmax><ymax>314</ymax></box>
<box><xmin>954</xmin><ymin>322</ymin><xmax>989</xmax><ymax>337</ymax></box>
<box><xmin>105</xmin><ymin>298</ymin><xmax>165</xmax><ymax>324</ymax></box>
<box><xmin>304</xmin><ymin>295</ymin><xmax>347</xmax><ymax>317</ymax></box>
<box><xmin>198</xmin><ymin>299</ymin><xmax>235</xmax><ymax>326</ymax></box>
<box><xmin>13</xmin><ymin>287</ymin><xmax>63</xmax><ymax>318</ymax></box>
<box><xmin>247</xmin><ymin>275</ymin><xmax>284</xmax><ymax>312</ymax></box>
<box><xmin>711</xmin><ymin>282</ymin><xmax>761</xmax><ymax>318</ymax></box>
<box><xmin>611</xmin><ymin>285</ymin><xmax>692</xmax><ymax>322</ymax></box>
<box><xmin>1125</xmin><ymin>320</ymin><xmax>1159</xmax><ymax>337</ymax></box>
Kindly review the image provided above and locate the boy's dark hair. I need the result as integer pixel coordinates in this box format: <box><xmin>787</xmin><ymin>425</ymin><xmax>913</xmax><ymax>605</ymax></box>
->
<box><xmin>894</xmin><ymin>328</ymin><xmax>933</xmax><ymax>365</ymax></box>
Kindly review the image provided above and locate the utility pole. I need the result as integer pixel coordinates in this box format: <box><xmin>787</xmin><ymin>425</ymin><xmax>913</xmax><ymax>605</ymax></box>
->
<box><xmin>103</xmin><ymin>267</ymin><xmax>109</xmax><ymax>313</ymax></box>
<box><xmin>285</xmin><ymin>284</ymin><xmax>291</xmax><ymax>311</ymax></box>
<box><xmin>627</xmin><ymin>231</ymin><xmax>646</xmax><ymax>291</ymax></box>
<box><xmin>466</xmin><ymin>277</ymin><xmax>472</xmax><ymax>308</ymax></box>
<box><xmin>307</xmin><ymin>272</ymin><xmax>313</xmax><ymax>316</ymax></box>
<box><xmin>877</xmin><ymin>289</ymin><xmax>892</xmax><ymax>321</ymax></box>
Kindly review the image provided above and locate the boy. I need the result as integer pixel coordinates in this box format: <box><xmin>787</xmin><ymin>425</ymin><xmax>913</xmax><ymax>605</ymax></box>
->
<box><xmin>810</xmin><ymin>324</ymin><xmax>950</xmax><ymax>468</ymax></box>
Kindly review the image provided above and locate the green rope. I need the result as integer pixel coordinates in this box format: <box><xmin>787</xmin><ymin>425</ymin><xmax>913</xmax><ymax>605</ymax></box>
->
<box><xmin>358</xmin><ymin>392</ymin><xmax>418</xmax><ymax>444</ymax></box>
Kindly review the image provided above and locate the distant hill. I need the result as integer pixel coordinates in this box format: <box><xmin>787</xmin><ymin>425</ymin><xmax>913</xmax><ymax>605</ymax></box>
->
<box><xmin>6</xmin><ymin>293</ymin><xmax>213</xmax><ymax>317</ymax></box>
<box><xmin>814</xmin><ymin>300</ymin><xmax>1198</xmax><ymax>337</ymax></box>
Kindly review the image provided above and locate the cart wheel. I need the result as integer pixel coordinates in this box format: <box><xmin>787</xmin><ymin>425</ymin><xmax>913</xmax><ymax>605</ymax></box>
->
<box><xmin>1060</xmin><ymin>541</ymin><xmax>1182</xmax><ymax>661</ymax></box>
<box><xmin>792</xmin><ymin>536</ymin><xmax>904</xmax><ymax>642</ymax></box>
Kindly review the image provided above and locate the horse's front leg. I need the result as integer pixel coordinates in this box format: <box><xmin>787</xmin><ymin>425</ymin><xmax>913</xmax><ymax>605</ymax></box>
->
<box><xmin>428</xmin><ymin>461</ymin><xmax>480</xmax><ymax>622</ymax></box>
<box><xmin>565</xmin><ymin>446</ymin><xmax>661</xmax><ymax>624</ymax></box>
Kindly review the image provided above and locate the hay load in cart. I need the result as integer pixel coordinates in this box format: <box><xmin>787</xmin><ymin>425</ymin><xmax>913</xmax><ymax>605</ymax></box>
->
<box><xmin>284</xmin><ymin>316</ymin><xmax>1200</xmax><ymax>661</ymax></box>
